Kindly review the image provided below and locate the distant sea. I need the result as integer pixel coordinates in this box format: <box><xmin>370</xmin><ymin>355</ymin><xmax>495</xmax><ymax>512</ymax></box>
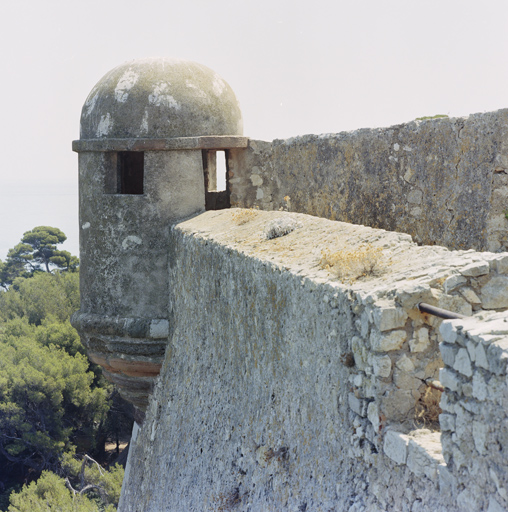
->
<box><xmin>0</xmin><ymin>183</ymin><xmax>79</xmax><ymax>261</ymax></box>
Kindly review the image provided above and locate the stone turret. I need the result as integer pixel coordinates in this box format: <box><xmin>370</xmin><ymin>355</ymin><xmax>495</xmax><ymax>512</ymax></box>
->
<box><xmin>71</xmin><ymin>58</ymin><xmax>247</xmax><ymax>412</ymax></box>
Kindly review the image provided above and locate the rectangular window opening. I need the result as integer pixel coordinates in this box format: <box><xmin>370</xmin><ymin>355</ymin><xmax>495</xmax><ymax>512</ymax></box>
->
<box><xmin>203</xmin><ymin>149</ymin><xmax>230</xmax><ymax>210</ymax></box>
<box><xmin>216</xmin><ymin>151</ymin><xmax>227</xmax><ymax>192</ymax></box>
<box><xmin>116</xmin><ymin>151</ymin><xmax>144</xmax><ymax>194</ymax></box>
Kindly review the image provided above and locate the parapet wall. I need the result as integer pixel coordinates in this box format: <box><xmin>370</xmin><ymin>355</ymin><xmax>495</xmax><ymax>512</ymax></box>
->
<box><xmin>439</xmin><ymin>311</ymin><xmax>508</xmax><ymax>511</ymax></box>
<box><xmin>120</xmin><ymin>209</ymin><xmax>508</xmax><ymax>511</ymax></box>
<box><xmin>228</xmin><ymin>109</ymin><xmax>508</xmax><ymax>252</ymax></box>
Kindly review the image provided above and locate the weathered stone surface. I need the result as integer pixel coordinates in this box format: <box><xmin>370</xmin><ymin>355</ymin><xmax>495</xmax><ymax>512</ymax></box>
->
<box><xmin>459</xmin><ymin>286</ymin><xmax>482</xmax><ymax>305</ymax></box>
<box><xmin>371</xmin><ymin>329</ymin><xmax>407</xmax><ymax>352</ymax></box>
<box><xmin>409</xmin><ymin>326</ymin><xmax>431</xmax><ymax>352</ymax></box>
<box><xmin>229</xmin><ymin>110</ymin><xmax>508</xmax><ymax>252</ymax></box>
<box><xmin>120</xmin><ymin>210</ymin><xmax>476</xmax><ymax>511</ymax></box>
<box><xmin>373</xmin><ymin>301</ymin><xmax>408</xmax><ymax>331</ymax></box>
<box><xmin>439</xmin><ymin>413</ymin><xmax>456</xmax><ymax>431</ymax></box>
<box><xmin>71</xmin><ymin>57</ymin><xmax>508</xmax><ymax>511</ymax></box>
<box><xmin>440</xmin><ymin>368</ymin><xmax>461</xmax><ymax>392</ymax></box>
<box><xmin>372</xmin><ymin>354</ymin><xmax>392</xmax><ymax>377</ymax></box>
<box><xmin>444</xmin><ymin>274</ymin><xmax>467</xmax><ymax>293</ymax></box>
<box><xmin>460</xmin><ymin>262</ymin><xmax>490</xmax><ymax>277</ymax></box>
<box><xmin>453</xmin><ymin>348</ymin><xmax>473</xmax><ymax>377</ymax></box>
<box><xmin>406</xmin><ymin>431</ymin><xmax>445</xmax><ymax>481</ymax></box>
<box><xmin>481</xmin><ymin>276</ymin><xmax>508</xmax><ymax>309</ymax></box>
<box><xmin>395</xmin><ymin>354</ymin><xmax>415</xmax><ymax>373</ymax></box>
<box><xmin>440</xmin><ymin>343</ymin><xmax>458</xmax><ymax>367</ymax></box>
<box><xmin>79</xmin><ymin>58</ymin><xmax>243</xmax><ymax>140</ymax></box>
<box><xmin>383</xmin><ymin>431</ymin><xmax>409</xmax><ymax>465</ymax></box>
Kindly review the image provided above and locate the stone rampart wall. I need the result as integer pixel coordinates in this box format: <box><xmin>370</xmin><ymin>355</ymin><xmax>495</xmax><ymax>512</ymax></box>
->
<box><xmin>438</xmin><ymin>310</ymin><xmax>508</xmax><ymax>511</ymax></box>
<box><xmin>228</xmin><ymin>109</ymin><xmax>508</xmax><ymax>252</ymax></box>
<box><xmin>120</xmin><ymin>209</ymin><xmax>508</xmax><ymax>511</ymax></box>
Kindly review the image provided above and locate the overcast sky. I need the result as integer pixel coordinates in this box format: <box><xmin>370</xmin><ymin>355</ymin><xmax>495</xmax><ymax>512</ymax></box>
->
<box><xmin>0</xmin><ymin>0</ymin><xmax>507</xmax><ymax>259</ymax></box>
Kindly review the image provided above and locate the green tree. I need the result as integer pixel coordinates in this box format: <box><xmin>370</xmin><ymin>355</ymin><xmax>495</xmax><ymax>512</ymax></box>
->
<box><xmin>0</xmin><ymin>251</ymin><xmax>30</xmax><ymax>290</ymax></box>
<box><xmin>7</xmin><ymin>461</ymin><xmax>124</xmax><ymax>512</ymax></box>
<box><xmin>8</xmin><ymin>469</ymin><xmax>107</xmax><ymax>512</ymax></box>
<box><xmin>18</xmin><ymin>226</ymin><xmax>68</xmax><ymax>273</ymax></box>
<box><xmin>0</xmin><ymin>227</ymin><xmax>78</xmax><ymax>289</ymax></box>
<box><xmin>0</xmin><ymin>272</ymin><xmax>80</xmax><ymax>325</ymax></box>
<box><xmin>0</xmin><ymin>335</ymin><xmax>109</xmax><ymax>474</ymax></box>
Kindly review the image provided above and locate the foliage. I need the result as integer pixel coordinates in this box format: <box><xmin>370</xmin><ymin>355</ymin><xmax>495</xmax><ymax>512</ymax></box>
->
<box><xmin>61</xmin><ymin>454</ymin><xmax>124</xmax><ymax>511</ymax></box>
<box><xmin>0</xmin><ymin>334</ymin><xmax>109</xmax><ymax>473</ymax></box>
<box><xmin>0</xmin><ymin>227</ymin><xmax>78</xmax><ymax>288</ymax></box>
<box><xmin>7</xmin><ymin>456</ymin><xmax>124</xmax><ymax>511</ymax></box>
<box><xmin>0</xmin><ymin>227</ymin><xmax>130</xmax><ymax>511</ymax></box>
<box><xmin>35</xmin><ymin>319</ymin><xmax>84</xmax><ymax>357</ymax></box>
<box><xmin>0</xmin><ymin>253</ymin><xmax>29</xmax><ymax>291</ymax></box>
<box><xmin>0</xmin><ymin>271</ymin><xmax>80</xmax><ymax>325</ymax></box>
<box><xmin>7</xmin><ymin>468</ymin><xmax>111</xmax><ymax>512</ymax></box>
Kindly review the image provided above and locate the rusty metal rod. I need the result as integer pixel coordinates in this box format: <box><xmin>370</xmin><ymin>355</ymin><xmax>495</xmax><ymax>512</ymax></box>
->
<box><xmin>417</xmin><ymin>302</ymin><xmax>468</xmax><ymax>320</ymax></box>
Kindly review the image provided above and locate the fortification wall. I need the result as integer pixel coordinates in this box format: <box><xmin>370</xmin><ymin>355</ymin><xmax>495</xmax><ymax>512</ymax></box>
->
<box><xmin>120</xmin><ymin>209</ymin><xmax>508</xmax><ymax>511</ymax></box>
<box><xmin>228</xmin><ymin>109</ymin><xmax>508</xmax><ymax>252</ymax></box>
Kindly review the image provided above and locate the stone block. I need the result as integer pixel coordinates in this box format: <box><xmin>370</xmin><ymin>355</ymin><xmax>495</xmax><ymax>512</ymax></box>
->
<box><xmin>460</xmin><ymin>261</ymin><xmax>490</xmax><ymax>277</ymax></box>
<box><xmin>348</xmin><ymin>393</ymin><xmax>367</xmax><ymax>417</ymax></box>
<box><xmin>487</xmin><ymin>338</ymin><xmax>508</xmax><ymax>375</ymax></box>
<box><xmin>459</xmin><ymin>286</ymin><xmax>482</xmax><ymax>305</ymax></box>
<box><xmin>351</xmin><ymin>336</ymin><xmax>367</xmax><ymax>370</ymax></box>
<box><xmin>440</xmin><ymin>393</ymin><xmax>455</xmax><ymax>413</ymax></box>
<box><xmin>383</xmin><ymin>430</ymin><xmax>409</xmax><ymax>465</ymax></box>
<box><xmin>466</xmin><ymin>340</ymin><xmax>476</xmax><ymax>363</ymax></box>
<box><xmin>438</xmin><ymin>463</ymin><xmax>456</xmax><ymax>495</ymax></box>
<box><xmin>406</xmin><ymin>434</ymin><xmax>444</xmax><ymax>481</ymax></box>
<box><xmin>488</xmin><ymin>497</ymin><xmax>506</xmax><ymax>512</ymax></box>
<box><xmin>440</xmin><ymin>320</ymin><xmax>459</xmax><ymax>344</ymax></box>
<box><xmin>370</xmin><ymin>329</ymin><xmax>406</xmax><ymax>352</ymax></box>
<box><xmin>494</xmin><ymin>255</ymin><xmax>508</xmax><ymax>275</ymax></box>
<box><xmin>475</xmin><ymin>343</ymin><xmax>490</xmax><ymax>370</ymax></box>
<box><xmin>395</xmin><ymin>354</ymin><xmax>414</xmax><ymax>372</ymax></box>
<box><xmin>457</xmin><ymin>489</ymin><xmax>479</xmax><ymax>511</ymax></box>
<box><xmin>409</xmin><ymin>327</ymin><xmax>430</xmax><ymax>352</ymax></box>
<box><xmin>393</xmin><ymin>368</ymin><xmax>421</xmax><ymax>391</ymax></box>
<box><xmin>440</xmin><ymin>368</ymin><xmax>461</xmax><ymax>392</ymax></box>
<box><xmin>150</xmin><ymin>319</ymin><xmax>170</xmax><ymax>338</ymax></box>
<box><xmin>439</xmin><ymin>342</ymin><xmax>458</xmax><ymax>367</ymax></box>
<box><xmin>372</xmin><ymin>355</ymin><xmax>392</xmax><ymax>378</ymax></box>
<box><xmin>444</xmin><ymin>274</ymin><xmax>467</xmax><ymax>293</ymax></box>
<box><xmin>381</xmin><ymin>389</ymin><xmax>416</xmax><ymax>421</ymax></box>
<box><xmin>472</xmin><ymin>371</ymin><xmax>488</xmax><ymax>401</ymax></box>
<box><xmin>439</xmin><ymin>413</ymin><xmax>456</xmax><ymax>432</ymax></box>
<box><xmin>481</xmin><ymin>276</ymin><xmax>508</xmax><ymax>309</ymax></box>
<box><xmin>453</xmin><ymin>348</ymin><xmax>473</xmax><ymax>377</ymax></box>
<box><xmin>373</xmin><ymin>302</ymin><xmax>408</xmax><ymax>331</ymax></box>
<box><xmin>367</xmin><ymin>402</ymin><xmax>380</xmax><ymax>432</ymax></box>
<box><xmin>472</xmin><ymin>420</ymin><xmax>488</xmax><ymax>454</ymax></box>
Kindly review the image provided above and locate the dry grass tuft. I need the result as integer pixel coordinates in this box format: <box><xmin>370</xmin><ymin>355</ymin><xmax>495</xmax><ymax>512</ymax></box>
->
<box><xmin>319</xmin><ymin>244</ymin><xmax>385</xmax><ymax>281</ymax></box>
<box><xmin>414</xmin><ymin>386</ymin><xmax>442</xmax><ymax>431</ymax></box>
<box><xmin>232</xmin><ymin>208</ymin><xmax>259</xmax><ymax>225</ymax></box>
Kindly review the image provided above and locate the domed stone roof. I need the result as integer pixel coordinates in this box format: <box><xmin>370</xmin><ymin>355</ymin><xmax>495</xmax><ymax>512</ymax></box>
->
<box><xmin>80</xmin><ymin>58</ymin><xmax>243</xmax><ymax>139</ymax></box>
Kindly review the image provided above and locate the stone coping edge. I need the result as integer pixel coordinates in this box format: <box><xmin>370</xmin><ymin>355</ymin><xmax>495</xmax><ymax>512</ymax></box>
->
<box><xmin>71</xmin><ymin>311</ymin><xmax>169</xmax><ymax>340</ymax></box>
<box><xmin>383</xmin><ymin>429</ymin><xmax>448</xmax><ymax>486</ymax></box>
<box><xmin>72</xmin><ymin>136</ymin><xmax>250</xmax><ymax>152</ymax></box>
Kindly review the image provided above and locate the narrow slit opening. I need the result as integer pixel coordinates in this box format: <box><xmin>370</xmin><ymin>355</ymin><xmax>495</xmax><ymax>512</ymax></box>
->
<box><xmin>203</xmin><ymin>149</ymin><xmax>230</xmax><ymax>210</ymax></box>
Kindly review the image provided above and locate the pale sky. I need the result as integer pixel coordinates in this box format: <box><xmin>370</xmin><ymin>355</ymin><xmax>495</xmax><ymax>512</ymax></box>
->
<box><xmin>0</xmin><ymin>0</ymin><xmax>507</xmax><ymax>260</ymax></box>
